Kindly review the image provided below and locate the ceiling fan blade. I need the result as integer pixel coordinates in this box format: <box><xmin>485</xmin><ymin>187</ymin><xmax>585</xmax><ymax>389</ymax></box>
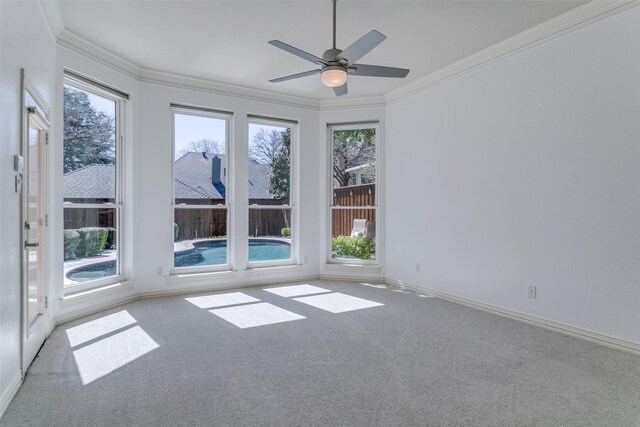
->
<box><xmin>348</xmin><ymin>64</ymin><xmax>410</xmax><ymax>78</ymax></box>
<box><xmin>268</xmin><ymin>40</ymin><xmax>326</xmax><ymax>65</ymax></box>
<box><xmin>269</xmin><ymin>69</ymin><xmax>321</xmax><ymax>83</ymax></box>
<box><xmin>333</xmin><ymin>82</ymin><xmax>348</xmax><ymax>96</ymax></box>
<box><xmin>337</xmin><ymin>30</ymin><xmax>386</xmax><ymax>64</ymax></box>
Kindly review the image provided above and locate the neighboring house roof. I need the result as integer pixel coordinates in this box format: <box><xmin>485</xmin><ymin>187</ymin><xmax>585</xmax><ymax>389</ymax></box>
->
<box><xmin>63</xmin><ymin>164</ymin><xmax>115</xmax><ymax>199</ymax></box>
<box><xmin>248</xmin><ymin>160</ymin><xmax>273</xmax><ymax>199</ymax></box>
<box><xmin>174</xmin><ymin>152</ymin><xmax>227</xmax><ymax>199</ymax></box>
<box><xmin>64</xmin><ymin>152</ymin><xmax>275</xmax><ymax>200</ymax></box>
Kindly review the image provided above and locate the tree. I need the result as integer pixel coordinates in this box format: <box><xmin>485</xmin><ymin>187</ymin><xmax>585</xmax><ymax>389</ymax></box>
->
<box><xmin>63</xmin><ymin>86</ymin><xmax>115</xmax><ymax>173</ymax></box>
<box><xmin>176</xmin><ymin>138</ymin><xmax>223</xmax><ymax>160</ymax></box>
<box><xmin>249</xmin><ymin>128</ymin><xmax>282</xmax><ymax>164</ymax></box>
<box><xmin>269</xmin><ymin>128</ymin><xmax>291</xmax><ymax>229</ymax></box>
<box><xmin>269</xmin><ymin>128</ymin><xmax>291</xmax><ymax>199</ymax></box>
<box><xmin>332</xmin><ymin>129</ymin><xmax>376</xmax><ymax>187</ymax></box>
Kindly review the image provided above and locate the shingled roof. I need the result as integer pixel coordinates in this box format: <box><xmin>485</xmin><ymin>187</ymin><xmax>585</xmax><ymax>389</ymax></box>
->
<box><xmin>64</xmin><ymin>152</ymin><xmax>275</xmax><ymax>200</ymax></box>
<box><xmin>63</xmin><ymin>164</ymin><xmax>115</xmax><ymax>199</ymax></box>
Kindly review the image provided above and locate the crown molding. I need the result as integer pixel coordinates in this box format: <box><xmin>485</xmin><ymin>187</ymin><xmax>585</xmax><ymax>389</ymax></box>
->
<box><xmin>385</xmin><ymin>0</ymin><xmax>640</xmax><ymax>104</ymax></box>
<box><xmin>319</xmin><ymin>96</ymin><xmax>386</xmax><ymax>111</ymax></box>
<box><xmin>56</xmin><ymin>28</ymin><xmax>383</xmax><ymax>111</ymax></box>
<box><xmin>54</xmin><ymin>1</ymin><xmax>638</xmax><ymax>111</ymax></box>
<box><xmin>140</xmin><ymin>69</ymin><xmax>386</xmax><ymax>110</ymax></box>
<box><xmin>56</xmin><ymin>28</ymin><xmax>390</xmax><ymax>112</ymax></box>
<box><xmin>38</xmin><ymin>0</ymin><xmax>64</xmax><ymax>42</ymax></box>
<box><xmin>57</xmin><ymin>30</ymin><xmax>141</xmax><ymax>79</ymax></box>
<box><xmin>138</xmin><ymin>68</ymin><xmax>320</xmax><ymax>110</ymax></box>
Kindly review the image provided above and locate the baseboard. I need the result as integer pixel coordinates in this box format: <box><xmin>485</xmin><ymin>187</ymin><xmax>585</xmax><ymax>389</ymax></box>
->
<box><xmin>318</xmin><ymin>274</ymin><xmax>386</xmax><ymax>284</ymax></box>
<box><xmin>386</xmin><ymin>278</ymin><xmax>640</xmax><ymax>356</ymax></box>
<box><xmin>56</xmin><ymin>293</ymin><xmax>138</xmax><ymax>325</ymax></box>
<box><xmin>138</xmin><ymin>274</ymin><xmax>321</xmax><ymax>299</ymax></box>
<box><xmin>0</xmin><ymin>371</ymin><xmax>23</xmax><ymax>420</ymax></box>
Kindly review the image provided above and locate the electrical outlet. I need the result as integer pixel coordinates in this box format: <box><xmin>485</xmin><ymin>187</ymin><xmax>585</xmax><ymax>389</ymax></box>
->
<box><xmin>304</xmin><ymin>255</ymin><xmax>309</xmax><ymax>264</ymax></box>
<box><xmin>528</xmin><ymin>286</ymin><xmax>537</xmax><ymax>299</ymax></box>
<box><xmin>415</xmin><ymin>264</ymin><xmax>421</xmax><ymax>273</ymax></box>
<box><xmin>156</xmin><ymin>267</ymin><xmax>163</xmax><ymax>276</ymax></box>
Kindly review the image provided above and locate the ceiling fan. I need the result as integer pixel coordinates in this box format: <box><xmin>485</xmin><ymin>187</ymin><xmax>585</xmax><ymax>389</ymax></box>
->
<box><xmin>268</xmin><ymin>0</ymin><xmax>410</xmax><ymax>96</ymax></box>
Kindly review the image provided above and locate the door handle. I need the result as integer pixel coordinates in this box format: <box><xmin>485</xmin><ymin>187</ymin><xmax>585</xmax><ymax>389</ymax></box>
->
<box><xmin>25</xmin><ymin>241</ymin><xmax>40</xmax><ymax>248</ymax></box>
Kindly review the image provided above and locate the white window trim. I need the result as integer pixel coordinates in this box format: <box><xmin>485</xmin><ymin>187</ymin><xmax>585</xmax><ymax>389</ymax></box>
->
<box><xmin>327</xmin><ymin>123</ymin><xmax>380</xmax><ymax>266</ymax></box>
<box><xmin>170</xmin><ymin>106</ymin><xmax>233</xmax><ymax>274</ymax></box>
<box><xmin>62</xmin><ymin>75</ymin><xmax>127</xmax><ymax>295</ymax></box>
<box><xmin>246</xmin><ymin>117</ymin><xmax>298</xmax><ymax>269</ymax></box>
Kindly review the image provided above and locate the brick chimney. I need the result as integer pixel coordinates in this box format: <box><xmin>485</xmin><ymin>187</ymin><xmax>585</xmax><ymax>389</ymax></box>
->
<box><xmin>211</xmin><ymin>156</ymin><xmax>221</xmax><ymax>185</ymax></box>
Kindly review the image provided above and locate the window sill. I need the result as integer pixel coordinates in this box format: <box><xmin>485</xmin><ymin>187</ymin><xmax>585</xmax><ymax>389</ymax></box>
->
<box><xmin>62</xmin><ymin>281</ymin><xmax>135</xmax><ymax>308</ymax></box>
<box><xmin>244</xmin><ymin>263</ymin><xmax>303</xmax><ymax>276</ymax></box>
<box><xmin>166</xmin><ymin>269</ymin><xmax>237</xmax><ymax>286</ymax></box>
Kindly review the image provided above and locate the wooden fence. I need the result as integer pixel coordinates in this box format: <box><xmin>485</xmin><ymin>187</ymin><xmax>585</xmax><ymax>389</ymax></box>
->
<box><xmin>175</xmin><ymin>198</ymin><xmax>290</xmax><ymax>240</ymax></box>
<box><xmin>249</xmin><ymin>208</ymin><xmax>291</xmax><ymax>237</ymax></box>
<box><xmin>331</xmin><ymin>183</ymin><xmax>376</xmax><ymax>237</ymax></box>
<box><xmin>64</xmin><ymin>187</ymin><xmax>374</xmax><ymax>241</ymax></box>
<box><xmin>64</xmin><ymin>206</ymin><xmax>115</xmax><ymax>230</ymax></box>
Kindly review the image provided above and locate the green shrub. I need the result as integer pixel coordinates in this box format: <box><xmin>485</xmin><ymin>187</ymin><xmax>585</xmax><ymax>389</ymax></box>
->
<box><xmin>64</xmin><ymin>230</ymin><xmax>80</xmax><ymax>260</ymax></box>
<box><xmin>174</xmin><ymin>223</ymin><xmax>179</xmax><ymax>241</ymax></box>
<box><xmin>78</xmin><ymin>227</ymin><xmax>108</xmax><ymax>257</ymax></box>
<box><xmin>331</xmin><ymin>235</ymin><xmax>375</xmax><ymax>260</ymax></box>
<box><xmin>281</xmin><ymin>227</ymin><xmax>291</xmax><ymax>238</ymax></box>
<box><xmin>105</xmin><ymin>227</ymin><xmax>116</xmax><ymax>249</ymax></box>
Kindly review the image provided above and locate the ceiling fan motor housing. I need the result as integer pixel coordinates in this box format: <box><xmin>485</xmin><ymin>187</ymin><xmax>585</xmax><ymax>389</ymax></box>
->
<box><xmin>322</xmin><ymin>48</ymin><xmax>346</xmax><ymax>64</ymax></box>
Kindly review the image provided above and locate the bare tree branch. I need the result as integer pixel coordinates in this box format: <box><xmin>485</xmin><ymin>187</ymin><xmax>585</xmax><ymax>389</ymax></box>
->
<box><xmin>249</xmin><ymin>129</ymin><xmax>282</xmax><ymax>164</ymax></box>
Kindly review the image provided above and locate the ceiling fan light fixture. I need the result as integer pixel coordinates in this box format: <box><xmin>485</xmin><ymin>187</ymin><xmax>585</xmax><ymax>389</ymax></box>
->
<box><xmin>321</xmin><ymin>66</ymin><xmax>347</xmax><ymax>87</ymax></box>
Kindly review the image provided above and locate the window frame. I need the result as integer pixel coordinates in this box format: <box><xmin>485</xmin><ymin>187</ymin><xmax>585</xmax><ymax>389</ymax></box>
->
<box><xmin>246</xmin><ymin>117</ymin><xmax>298</xmax><ymax>269</ymax></box>
<box><xmin>171</xmin><ymin>106</ymin><xmax>233</xmax><ymax>274</ymax></box>
<box><xmin>327</xmin><ymin>123</ymin><xmax>379</xmax><ymax>265</ymax></box>
<box><xmin>62</xmin><ymin>74</ymin><xmax>126</xmax><ymax>294</ymax></box>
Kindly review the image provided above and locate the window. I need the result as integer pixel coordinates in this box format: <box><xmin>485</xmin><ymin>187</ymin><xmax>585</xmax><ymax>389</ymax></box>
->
<box><xmin>329</xmin><ymin>125</ymin><xmax>377</xmax><ymax>262</ymax></box>
<box><xmin>63</xmin><ymin>74</ymin><xmax>127</xmax><ymax>292</ymax></box>
<box><xmin>247</xmin><ymin>118</ymin><xmax>296</xmax><ymax>266</ymax></box>
<box><xmin>172</xmin><ymin>106</ymin><xmax>231</xmax><ymax>272</ymax></box>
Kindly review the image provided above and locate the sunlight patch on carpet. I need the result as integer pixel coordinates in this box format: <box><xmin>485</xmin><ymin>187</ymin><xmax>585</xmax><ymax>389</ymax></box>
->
<box><xmin>185</xmin><ymin>292</ymin><xmax>260</xmax><ymax>309</ymax></box>
<box><xmin>209</xmin><ymin>302</ymin><xmax>305</xmax><ymax>328</ymax></box>
<box><xmin>72</xmin><ymin>325</ymin><xmax>159</xmax><ymax>385</ymax></box>
<box><xmin>293</xmin><ymin>293</ymin><xmax>383</xmax><ymax>313</ymax></box>
<box><xmin>66</xmin><ymin>310</ymin><xmax>137</xmax><ymax>347</ymax></box>
<box><xmin>360</xmin><ymin>283</ymin><xmax>388</xmax><ymax>289</ymax></box>
<box><xmin>263</xmin><ymin>284</ymin><xmax>330</xmax><ymax>297</ymax></box>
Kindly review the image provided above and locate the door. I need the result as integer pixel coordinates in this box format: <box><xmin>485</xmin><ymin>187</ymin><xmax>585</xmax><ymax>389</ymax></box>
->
<box><xmin>22</xmin><ymin>104</ymin><xmax>48</xmax><ymax>370</ymax></box>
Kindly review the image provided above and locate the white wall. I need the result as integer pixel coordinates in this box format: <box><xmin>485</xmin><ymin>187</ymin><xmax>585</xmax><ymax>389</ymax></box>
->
<box><xmin>0</xmin><ymin>0</ymin><xmax>56</xmax><ymax>412</ymax></box>
<box><xmin>134</xmin><ymin>82</ymin><xmax>320</xmax><ymax>293</ymax></box>
<box><xmin>385</xmin><ymin>7</ymin><xmax>640</xmax><ymax>343</ymax></box>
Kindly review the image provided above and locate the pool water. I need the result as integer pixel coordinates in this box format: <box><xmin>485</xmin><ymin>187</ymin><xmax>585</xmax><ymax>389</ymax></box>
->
<box><xmin>174</xmin><ymin>239</ymin><xmax>291</xmax><ymax>267</ymax></box>
<box><xmin>66</xmin><ymin>260</ymin><xmax>117</xmax><ymax>282</ymax></box>
<box><xmin>67</xmin><ymin>239</ymin><xmax>291</xmax><ymax>282</ymax></box>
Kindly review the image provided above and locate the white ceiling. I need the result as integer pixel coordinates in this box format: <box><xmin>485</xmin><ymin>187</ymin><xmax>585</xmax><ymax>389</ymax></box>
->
<box><xmin>56</xmin><ymin>1</ymin><xmax>585</xmax><ymax>101</ymax></box>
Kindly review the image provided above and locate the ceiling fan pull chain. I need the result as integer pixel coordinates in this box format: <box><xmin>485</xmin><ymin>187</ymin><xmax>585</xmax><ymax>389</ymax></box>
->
<box><xmin>333</xmin><ymin>0</ymin><xmax>337</xmax><ymax>49</ymax></box>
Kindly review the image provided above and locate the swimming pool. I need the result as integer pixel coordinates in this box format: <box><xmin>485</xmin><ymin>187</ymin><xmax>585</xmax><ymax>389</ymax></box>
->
<box><xmin>66</xmin><ymin>239</ymin><xmax>291</xmax><ymax>282</ymax></box>
<box><xmin>174</xmin><ymin>238</ymin><xmax>291</xmax><ymax>267</ymax></box>
<box><xmin>65</xmin><ymin>260</ymin><xmax>117</xmax><ymax>282</ymax></box>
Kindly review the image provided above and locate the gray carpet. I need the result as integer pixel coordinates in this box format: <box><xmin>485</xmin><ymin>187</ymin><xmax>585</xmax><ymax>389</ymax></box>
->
<box><xmin>2</xmin><ymin>280</ymin><xmax>639</xmax><ymax>426</ymax></box>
